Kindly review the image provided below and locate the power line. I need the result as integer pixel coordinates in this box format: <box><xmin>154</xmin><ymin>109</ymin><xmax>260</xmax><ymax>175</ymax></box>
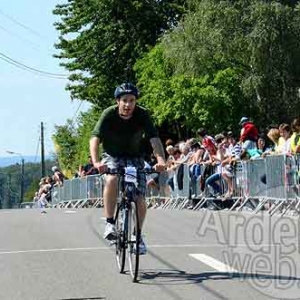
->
<box><xmin>0</xmin><ymin>52</ymin><xmax>69</xmax><ymax>79</ymax></box>
<box><xmin>71</xmin><ymin>101</ymin><xmax>84</xmax><ymax>125</ymax></box>
<box><xmin>0</xmin><ymin>55</ymin><xmax>67</xmax><ymax>79</ymax></box>
<box><xmin>0</xmin><ymin>24</ymin><xmax>42</xmax><ymax>51</ymax></box>
<box><xmin>0</xmin><ymin>8</ymin><xmax>44</xmax><ymax>39</ymax></box>
<box><xmin>0</xmin><ymin>24</ymin><xmax>53</xmax><ymax>55</ymax></box>
<box><xmin>0</xmin><ymin>52</ymin><xmax>68</xmax><ymax>77</ymax></box>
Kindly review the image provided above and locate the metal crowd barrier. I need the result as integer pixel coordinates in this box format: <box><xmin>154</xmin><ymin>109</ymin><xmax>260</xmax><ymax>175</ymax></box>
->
<box><xmin>51</xmin><ymin>154</ymin><xmax>300</xmax><ymax>217</ymax></box>
<box><xmin>52</xmin><ymin>175</ymin><xmax>104</xmax><ymax>209</ymax></box>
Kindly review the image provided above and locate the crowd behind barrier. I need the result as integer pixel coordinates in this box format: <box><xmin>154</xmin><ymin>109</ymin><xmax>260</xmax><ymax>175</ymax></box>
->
<box><xmin>33</xmin><ymin>117</ymin><xmax>300</xmax><ymax>216</ymax></box>
<box><xmin>51</xmin><ymin>154</ymin><xmax>300</xmax><ymax>217</ymax></box>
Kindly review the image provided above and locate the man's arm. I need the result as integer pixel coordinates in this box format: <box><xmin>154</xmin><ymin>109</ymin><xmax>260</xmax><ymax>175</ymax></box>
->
<box><xmin>89</xmin><ymin>136</ymin><xmax>107</xmax><ymax>173</ymax></box>
<box><xmin>150</xmin><ymin>137</ymin><xmax>166</xmax><ymax>172</ymax></box>
<box><xmin>90</xmin><ymin>136</ymin><xmax>100</xmax><ymax>165</ymax></box>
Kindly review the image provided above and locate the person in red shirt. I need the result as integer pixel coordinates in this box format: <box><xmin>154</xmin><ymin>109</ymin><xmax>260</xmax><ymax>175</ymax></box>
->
<box><xmin>197</xmin><ymin>128</ymin><xmax>216</xmax><ymax>155</ymax></box>
<box><xmin>239</xmin><ymin>117</ymin><xmax>259</xmax><ymax>151</ymax></box>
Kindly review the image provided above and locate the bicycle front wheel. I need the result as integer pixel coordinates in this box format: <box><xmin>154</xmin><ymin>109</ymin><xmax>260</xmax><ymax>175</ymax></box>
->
<box><xmin>115</xmin><ymin>204</ymin><xmax>126</xmax><ymax>273</ymax></box>
<box><xmin>128</xmin><ymin>201</ymin><xmax>140</xmax><ymax>282</ymax></box>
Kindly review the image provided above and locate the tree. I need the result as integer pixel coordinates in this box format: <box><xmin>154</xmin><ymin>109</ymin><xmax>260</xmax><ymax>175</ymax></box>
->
<box><xmin>73</xmin><ymin>107</ymin><xmax>101</xmax><ymax>166</ymax></box>
<box><xmin>135</xmin><ymin>44</ymin><xmax>245</xmax><ymax>137</ymax></box>
<box><xmin>162</xmin><ymin>0</ymin><xmax>300</xmax><ymax>128</ymax></box>
<box><xmin>52</xmin><ymin>107</ymin><xmax>101</xmax><ymax>176</ymax></box>
<box><xmin>53</xmin><ymin>0</ymin><xmax>186</xmax><ymax>108</ymax></box>
<box><xmin>52</xmin><ymin>120</ymin><xmax>78</xmax><ymax>176</ymax></box>
<box><xmin>0</xmin><ymin>160</ymin><xmax>56</xmax><ymax>205</ymax></box>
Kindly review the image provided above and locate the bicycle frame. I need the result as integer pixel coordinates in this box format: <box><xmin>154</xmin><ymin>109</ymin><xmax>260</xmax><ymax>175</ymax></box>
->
<box><xmin>109</xmin><ymin>166</ymin><xmax>156</xmax><ymax>282</ymax></box>
<box><xmin>113</xmin><ymin>168</ymin><xmax>142</xmax><ymax>282</ymax></box>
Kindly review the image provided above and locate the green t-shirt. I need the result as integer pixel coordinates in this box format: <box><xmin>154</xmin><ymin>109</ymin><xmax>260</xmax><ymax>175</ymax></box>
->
<box><xmin>91</xmin><ymin>105</ymin><xmax>158</xmax><ymax>157</ymax></box>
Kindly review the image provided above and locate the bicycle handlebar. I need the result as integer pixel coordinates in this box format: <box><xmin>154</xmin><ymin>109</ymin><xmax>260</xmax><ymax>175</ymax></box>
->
<box><xmin>104</xmin><ymin>167</ymin><xmax>158</xmax><ymax>176</ymax></box>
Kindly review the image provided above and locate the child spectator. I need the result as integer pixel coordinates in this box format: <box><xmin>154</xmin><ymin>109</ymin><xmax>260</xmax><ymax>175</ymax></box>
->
<box><xmin>278</xmin><ymin>123</ymin><xmax>291</xmax><ymax>154</ymax></box>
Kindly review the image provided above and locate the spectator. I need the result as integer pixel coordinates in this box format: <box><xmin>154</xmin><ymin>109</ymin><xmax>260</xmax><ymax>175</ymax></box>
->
<box><xmin>146</xmin><ymin>157</ymin><xmax>169</xmax><ymax>200</ymax></box>
<box><xmin>84</xmin><ymin>156</ymin><xmax>99</xmax><ymax>176</ymax></box>
<box><xmin>73</xmin><ymin>165</ymin><xmax>84</xmax><ymax>178</ymax></box>
<box><xmin>52</xmin><ymin>166</ymin><xmax>65</xmax><ymax>186</ymax></box>
<box><xmin>241</xmin><ymin>148</ymin><xmax>263</xmax><ymax>160</ymax></box>
<box><xmin>205</xmin><ymin>134</ymin><xmax>227</xmax><ymax>197</ymax></box>
<box><xmin>44</xmin><ymin>176</ymin><xmax>54</xmax><ymax>203</ymax></box>
<box><xmin>257</xmin><ymin>136</ymin><xmax>267</xmax><ymax>152</ymax></box>
<box><xmin>189</xmin><ymin>142</ymin><xmax>205</xmax><ymax>164</ymax></box>
<box><xmin>221</xmin><ymin>135</ymin><xmax>242</xmax><ymax>199</ymax></box>
<box><xmin>187</xmin><ymin>142</ymin><xmax>205</xmax><ymax>199</ymax></box>
<box><xmin>197</xmin><ymin>128</ymin><xmax>216</xmax><ymax>156</ymax></box>
<box><xmin>38</xmin><ymin>177</ymin><xmax>51</xmax><ymax>195</ymax></box>
<box><xmin>38</xmin><ymin>190</ymin><xmax>48</xmax><ymax>214</ymax></box>
<box><xmin>166</xmin><ymin>148</ymin><xmax>182</xmax><ymax>191</ymax></box>
<box><xmin>278</xmin><ymin>123</ymin><xmax>291</xmax><ymax>154</ymax></box>
<box><xmin>266</xmin><ymin>128</ymin><xmax>281</xmax><ymax>154</ymax></box>
<box><xmin>165</xmin><ymin>138</ymin><xmax>175</xmax><ymax>147</ymax></box>
<box><xmin>239</xmin><ymin>117</ymin><xmax>259</xmax><ymax>151</ymax></box>
<box><xmin>188</xmin><ymin>142</ymin><xmax>205</xmax><ymax>181</ymax></box>
<box><xmin>290</xmin><ymin>118</ymin><xmax>300</xmax><ymax>154</ymax></box>
<box><xmin>166</xmin><ymin>145</ymin><xmax>175</xmax><ymax>159</ymax></box>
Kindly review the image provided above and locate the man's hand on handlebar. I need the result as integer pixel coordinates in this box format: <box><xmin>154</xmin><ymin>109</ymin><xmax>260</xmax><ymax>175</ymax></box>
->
<box><xmin>93</xmin><ymin>161</ymin><xmax>108</xmax><ymax>174</ymax></box>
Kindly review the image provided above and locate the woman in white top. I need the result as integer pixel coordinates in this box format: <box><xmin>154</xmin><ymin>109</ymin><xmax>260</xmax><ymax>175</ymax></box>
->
<box><xmin>278</xmin><ymin>123</ymin><xmax>291</xmax><ymax>154</ymax></box>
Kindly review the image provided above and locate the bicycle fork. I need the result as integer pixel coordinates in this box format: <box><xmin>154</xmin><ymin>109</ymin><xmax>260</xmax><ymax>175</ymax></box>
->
<box><xmin>121</xmin><ymin>205</ymin><xmax>129</xmax><ymax>247</ymax></box>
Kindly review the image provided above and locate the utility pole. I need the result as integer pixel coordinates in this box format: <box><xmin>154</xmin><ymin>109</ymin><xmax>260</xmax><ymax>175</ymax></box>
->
<box><xmin>20</xmin><ymin>158</ymin><xmax>25</xmax><ymax>205</ymax></box>
<box><xmin>0</xmin><ymin>174</ymin><xmax>4</xmax><ymax>209</ymax></box>
<box><xmin>7</xmin><ymin>173</ymin><xmax>11</xmax><ymax>209</ymax></box>
<box><xmin>41</xmin><ymin>122</ymin><xmax>45</xmax><ymax>177</ymax></box>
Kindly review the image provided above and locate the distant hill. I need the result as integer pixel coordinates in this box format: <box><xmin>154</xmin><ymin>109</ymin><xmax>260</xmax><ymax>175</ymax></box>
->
<box><xmin>0</xmin><ymin>156</ymin><xmax>53</xmax><ymax>168</ymax></box>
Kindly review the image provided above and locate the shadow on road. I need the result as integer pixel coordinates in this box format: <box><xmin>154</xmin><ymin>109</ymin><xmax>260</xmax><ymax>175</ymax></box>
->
<box><xmin>138</xmin><ymin>268</ymin><xmax>300</xmax><ymax>285</ymax></box>
<box><xmin>57</xmin><ymin>298</ymin><xmax>105</xmax><ymax>300</ymax></box>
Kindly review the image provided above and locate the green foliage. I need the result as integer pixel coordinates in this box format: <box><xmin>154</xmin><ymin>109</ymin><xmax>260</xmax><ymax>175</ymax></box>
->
<box><xmin>24</xmin><ymin>179</ymin><xmax>40</xmax><ymax>202</ymax></box>
<box><xmin>52</xmin><ymin>107</ymin><xmax>101</xmax><ymax>175</ymax></box>
<box><xmin>0</xmin><ymin>160</ymin><xmax>55</xmax><ymax>206</ymax></box>
<box><xmin>52</xmin><ymin>0</ymin><xmax>300</xmax><ymax>164</ymax></box>
<box><xmin>52</xmin><ymin>119</ymin><xmax>78</xmax><ymax>176</ymax></box>
<box><xmin>162</xmin><ymin>0</ymin><xmax>300</xmax><ymax>127</ymax></box>
<box><xmin>73</xmin><ymin>108</ymin><xmax>100</xmax><ymax>164</ymax></box>
<box><xmin>53</xmin><ymin>0</ymin><xmax>185</xmax><ymax>107</ymax></box>
<box><xmin>135</xmin><ymin>44</ymin><xmax>244</xmax><ymax>135</ymax></box>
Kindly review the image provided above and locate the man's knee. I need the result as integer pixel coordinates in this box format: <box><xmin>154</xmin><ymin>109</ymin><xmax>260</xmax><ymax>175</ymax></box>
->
<box><xmin>105</xmin><ymin>175</ymin><xmax>118</xmax><ymax>187</ymax></box>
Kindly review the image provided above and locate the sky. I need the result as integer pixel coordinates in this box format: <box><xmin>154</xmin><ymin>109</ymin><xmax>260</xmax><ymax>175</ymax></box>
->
<box><xmin>0</xmin><ymin>1</ymin><xmax>90</xmax><ymax>159</ymax></box>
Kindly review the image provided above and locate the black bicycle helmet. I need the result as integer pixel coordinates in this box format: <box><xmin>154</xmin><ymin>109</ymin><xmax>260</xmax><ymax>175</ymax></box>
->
<box><xmin>114</xmin><ymin>82</ymin><xmax>139</xmax><ymax>99</ymax></box>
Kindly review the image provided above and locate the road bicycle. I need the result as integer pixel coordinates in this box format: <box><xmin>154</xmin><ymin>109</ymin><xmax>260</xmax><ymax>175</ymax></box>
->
<box><xmin>107</xmin><ymin>166</ymin><xmax>156</xmax><ymax>282</ymax></box>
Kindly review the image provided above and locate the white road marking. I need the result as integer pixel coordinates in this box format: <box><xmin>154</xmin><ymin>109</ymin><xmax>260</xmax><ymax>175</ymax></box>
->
<box><xmin>189</xmin><ymin>253</ymin><xmax>238</xmax><ymax>273</ymax></box>
<box><xmin>0</xmin><ymin>247</ymin><xmax>109</xmax><ymax>255</ymax></box>
<box><xmin>0</xmin><ymin>243</ymin><xmax>278</xmax><ymax>255</ymax></box>
<box><xmin>65</xmin><ymin>210</ymin><xmax>77</xmax><ymax>214</ymax></box>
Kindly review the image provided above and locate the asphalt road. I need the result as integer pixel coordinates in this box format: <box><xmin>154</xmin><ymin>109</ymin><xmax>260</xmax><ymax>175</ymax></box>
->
<box><xmin>0</xmin><ymin>208</ymin><xmax>299</xmax><ymax>300</ymax></box>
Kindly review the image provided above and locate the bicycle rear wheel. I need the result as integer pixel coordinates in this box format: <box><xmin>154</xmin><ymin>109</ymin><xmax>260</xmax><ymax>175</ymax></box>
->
<box><xmin>128</xmin><ymin>201</ymin><xmax>140</xmax><ymax>282</ymax></box>
<box><xmin>115</xmin><ymin>204</ymin><xmax>126</xmax><ymax>273</ymax></box>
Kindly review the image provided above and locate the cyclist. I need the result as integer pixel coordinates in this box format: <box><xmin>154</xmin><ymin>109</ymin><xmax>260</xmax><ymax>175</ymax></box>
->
<box><xmin>90</xmin><ymin>82</ymin><xmax>166</xmax><ymax>254</ymax></box>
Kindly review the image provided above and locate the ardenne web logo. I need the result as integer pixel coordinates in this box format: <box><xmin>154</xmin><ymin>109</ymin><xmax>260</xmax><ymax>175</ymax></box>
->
<box><xmin>196</xmin><ymin>210</ymin><xmax>300</xmax><ymax>299</ymax></box>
